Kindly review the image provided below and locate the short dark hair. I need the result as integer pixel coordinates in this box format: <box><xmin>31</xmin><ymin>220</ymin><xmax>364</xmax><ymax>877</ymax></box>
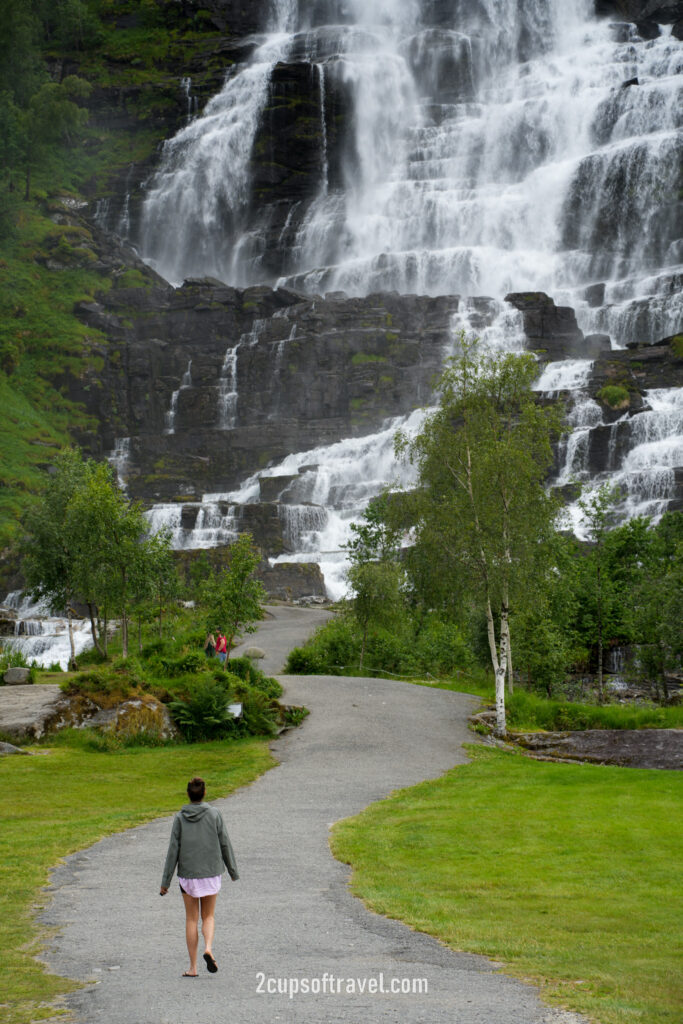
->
<box><xmin>187</xmin><ymin>777</ymin><xmax>205</xmax><ymax>802</ymax></box>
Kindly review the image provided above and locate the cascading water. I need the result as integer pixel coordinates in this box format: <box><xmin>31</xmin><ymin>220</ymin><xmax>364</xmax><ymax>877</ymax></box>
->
<box><xmin>1</xmin><ymin>592</ymin><xmax>93</xmax><ymax>670</ymax></box>
<box><xmin>135</xmin><ymin>0</ymin><xmax>682</xmax><ymax>596</ymax></box>
<box><xmin>164</xmin><ymin>360</ymin><xmax>192</xmax><ymax>434</ymax></box>
<box><xmin>139</xmin><ymin>0</ymin><xmax>681</xmax><ymax>348</ymax></box>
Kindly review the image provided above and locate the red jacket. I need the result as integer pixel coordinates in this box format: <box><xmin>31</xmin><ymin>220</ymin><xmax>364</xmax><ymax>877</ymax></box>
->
<box><xmin>216</xmin><ymin>635</ymin><xmax>227</xmax><ymax>654</ymax></box>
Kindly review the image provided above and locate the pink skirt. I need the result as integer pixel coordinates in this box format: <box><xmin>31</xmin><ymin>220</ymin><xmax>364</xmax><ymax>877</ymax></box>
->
<box><xmin>178</xmin><ymin>875</ymin><xmax>222</xmax><ymax>897</ymax></box>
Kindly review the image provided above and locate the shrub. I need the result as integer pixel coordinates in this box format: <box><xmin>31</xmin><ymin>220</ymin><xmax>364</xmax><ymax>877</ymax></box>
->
<box><xmin>239</xmin><ymin>688</ymin><xmax>278</xmax><ymax>737</ymax></box>
<box><xmin>227</xmin><ymin>655</ymin><xmax>283</xmax><ymax>697</ymax></box>
<box><xmin>0</xmin><ymin>646</ymin><xmax>30</xmax><ymax>671</ymax></box>
<box><xmin>168</xmin><ymin>677</ymin><xmax>239</xmax><ymax>743</ymax></box>
<box><xmin>597</xmin><ymin>384</ymin><xmax>629</xmax><ymax>409</ymax></box>
<box><xmin>285</xmin><ymin>645</ymin><xmax>325</xmax><ymax>674</ymax></box>
<box><xmin>160</xmin><ymin>649</ymin><xmax>206</xmax><ymax>677</ymax></box>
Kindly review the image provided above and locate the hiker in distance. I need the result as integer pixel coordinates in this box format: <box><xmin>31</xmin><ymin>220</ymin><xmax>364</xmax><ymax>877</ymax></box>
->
<box><xmin>160</xmin><ymin>776</ymin><xmax>239</xmax><ymax>977</ymax></box>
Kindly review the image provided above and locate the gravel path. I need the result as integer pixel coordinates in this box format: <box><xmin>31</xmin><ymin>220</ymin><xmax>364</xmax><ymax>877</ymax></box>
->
<box><xmin>42</xmin><ymin>606</ymin><xmax>586</xmax><ymax>1024</ymax></box>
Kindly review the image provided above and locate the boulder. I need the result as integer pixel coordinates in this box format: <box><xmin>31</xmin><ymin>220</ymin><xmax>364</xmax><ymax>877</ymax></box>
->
<box><xmin>3</xmin><ymin>667</ymin><xmax>31</xmax><ymax>685</ymax></box>
<box><xmin>0</xmin><ymin>684</ymin><xmax>62</xmax><ymax>739</ymax></box>
<box><xmin>583</xmin><ymin>282</ymin><xmax>605</xmax><ymax>307</ymax></box>
<box><xmin>74</xmin><ymin>697</ymin><xmax>179</xmax><ymax>740</ymax></box>
<box><xmin>241</xmin><ymin>646</ymin><xmax>266</xmax><ymax>660</ymax></box>
<box><xmin>504</xmin><ymin>292</ymin><xmax>585</xmax><ymax>360</ymax></box>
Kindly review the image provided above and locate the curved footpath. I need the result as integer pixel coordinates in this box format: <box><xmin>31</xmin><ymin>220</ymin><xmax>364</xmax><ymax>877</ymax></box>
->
<box><xmin>42</xmin><ymin>606</ymin><xmax>586</xmax><ymax>1023</ymax></box>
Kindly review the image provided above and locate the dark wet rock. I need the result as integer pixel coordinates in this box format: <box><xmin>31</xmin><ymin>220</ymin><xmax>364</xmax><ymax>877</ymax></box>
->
<box><xmin>257</xmin><ymin>561</ymin><xmax>327</xmax><ymax>602</ymax></box>
<box><xmin>71</xmin><ymin>266</ymin><xmax>460</xmax><ymax>502</ymax></box>
<box><xmin>173</xmin><ymin>543</ymin><xmax>326</xmax><ymax>601</ymax></box>
<box><xmin>504</xmin><ymin>292</ymin><xmax>586</xmax><ymax>360</ymax></box>
<box><xmin>0</xmin><ymin>613</ymin><xmax>17</xmax><ymax>637</ymax></box>
<box><xmin>583</xmin><ymin>282</ymin><xmax>606</xmax><ymax>307</ymax></box>
<box><xmin>259</xmin><ymin>475</ymin><xmax>299</xmax><ymax>502</ymax></box>
<box><xmin>595</xmin><ymin>1</ymin><xmax>683</xmax><ymax>24</ymax></box>
<box><xmin>510</xmin><ymin>728</ymin><xmax>683</xmax><ymax>770</ymax></box>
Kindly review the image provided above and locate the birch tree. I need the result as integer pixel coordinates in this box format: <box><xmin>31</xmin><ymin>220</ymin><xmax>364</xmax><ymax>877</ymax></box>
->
<box><xmin>397</xmin><ymin>337</ymin><xmax>562</xmax><ymax>734</ymax></box>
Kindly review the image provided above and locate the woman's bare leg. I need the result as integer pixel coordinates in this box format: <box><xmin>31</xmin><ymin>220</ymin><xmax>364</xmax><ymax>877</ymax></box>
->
<box><xmin>182</xmin><ymin>892</ymin><xmax>200</xmax><ymax>975</ymax></box>
<box><xmin>199</xmin><ymin>893</ymin><xmax>217</xmax><ymax>955</ymax></box>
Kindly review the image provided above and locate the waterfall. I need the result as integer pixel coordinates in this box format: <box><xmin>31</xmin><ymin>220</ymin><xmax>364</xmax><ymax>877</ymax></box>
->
<box><xmin>140</xmin><ymin>2</ymin><xmax>297</xmax><ymax>285</ymax></box>
<box><xmin>1</xmin><ymin>592</ymin><xmax>93</xmax><ymax>669</ymax></box>
<box><xmin>138</xmin><ymin>0</ymin><xmax>680</xmax><ymax>348</ymax></box>
<box><xmin>165</xmin><ymin>360</ymin><xmax>192</xmax><ymax>434</ymax></box>
<box><xmin>145</xmin><ymin>503</ymin><xmax>238</xmax><ymax>549</ymax></box>
<box><xmin>135</xmin><ymin>0</ymin><xmax>682</xmax><ymax>596</ymax></box>
<box><xmin>108</xmin><ymin>437</ymin><xmax>131</xmax><ymax>491</ymax></box>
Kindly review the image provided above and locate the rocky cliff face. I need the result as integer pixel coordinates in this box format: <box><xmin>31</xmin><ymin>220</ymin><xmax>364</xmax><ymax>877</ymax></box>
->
<box><xmin>71</xmin><ymin>239</ymin><xmax>459</xmax><ymax>502</ymax></box>
<box><xmin>60</xmin><ymin>211</ymin><xmax>682</xmax><ymax>554</ymax></box>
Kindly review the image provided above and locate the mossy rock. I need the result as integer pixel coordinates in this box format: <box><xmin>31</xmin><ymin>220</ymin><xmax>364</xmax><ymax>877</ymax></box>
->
<box><xmin>671</xmin><ymin>334</ymin><xmax>683</xmax><ymax>358</ymax></box>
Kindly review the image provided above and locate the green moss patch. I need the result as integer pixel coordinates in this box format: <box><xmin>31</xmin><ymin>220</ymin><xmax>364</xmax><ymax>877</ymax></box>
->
<box><xmin>597</xmin><ymin>384</ymin><xmax>630</xmax><ymax>409</ymax></box>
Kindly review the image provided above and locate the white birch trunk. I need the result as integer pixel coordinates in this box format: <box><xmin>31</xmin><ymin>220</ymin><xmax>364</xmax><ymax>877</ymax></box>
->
<box><xmin>67</xmin><ymin>606</ymin><xmax>76</xmax><ymax>669</ymax></box>
<box><xmin>506</xmin><ymin>626</ymin><xmax>514</xmax><ymax>694</ymax></box>
<box><xmin>485</xmin><ymin>597</ymin><xmax>499</xmax><ymax>676</ymax></box>
<box><xmin>494</xmin><ymin>604</ymin><xmax>510</xmax><ymax>735</ymax></box>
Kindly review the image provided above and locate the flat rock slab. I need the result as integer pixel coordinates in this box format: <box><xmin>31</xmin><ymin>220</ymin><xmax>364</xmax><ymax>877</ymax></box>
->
<box><xmin>514</xmin><ymin>728</ymin><xmax>683</xmax><ymax>770</ymax></box>
<box><xmin>42</xmin><ymin>610</ymin><xmax>587</xmax><ymax>1024</ymax></box>
<box><xmin>0</xmin><ymin>740</ymin><xmax>30</xmax><ymax>755</ymax></box>
<box><xmin>0</xmin><ymin>684</ymin><xmax>61</xmax><ymax>740</ymax></box>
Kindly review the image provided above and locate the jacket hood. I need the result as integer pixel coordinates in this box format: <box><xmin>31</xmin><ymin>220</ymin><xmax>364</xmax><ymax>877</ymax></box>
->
<box><xmin>180</xmin><ymin>803</ymin><xmax>211</xmax><ymax>822</ymax></box>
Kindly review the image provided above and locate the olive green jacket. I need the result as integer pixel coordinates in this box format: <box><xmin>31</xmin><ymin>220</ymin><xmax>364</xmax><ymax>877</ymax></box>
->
<box><xmin>161</xmin><ymin>802</ymin><xmax>239</xmax><ymax>889</ymax></box>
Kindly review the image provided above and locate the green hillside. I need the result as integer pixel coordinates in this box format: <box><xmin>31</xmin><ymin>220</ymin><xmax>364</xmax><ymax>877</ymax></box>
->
<box><xmin>0</xmin><ymin>0</ymin><xmax>225</xmax><ymax>553</ymax></box>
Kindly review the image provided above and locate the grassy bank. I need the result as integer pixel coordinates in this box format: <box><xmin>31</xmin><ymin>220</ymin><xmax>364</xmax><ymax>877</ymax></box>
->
<box><xmin>331</xmin><ymin>746</ymin><xmax>682</xmax><ymax>1024</ymax></box>
<box><xmin>0</xmin><ymin>737</ymin><xmax>273</xmax><ymax>1024</ymax></box>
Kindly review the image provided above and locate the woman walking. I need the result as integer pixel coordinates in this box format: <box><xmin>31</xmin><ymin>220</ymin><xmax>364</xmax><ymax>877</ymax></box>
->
<box><xmin>160</xmin><ymin>777</ymin><xmax>239</xmax><ymax>976</ymax></box>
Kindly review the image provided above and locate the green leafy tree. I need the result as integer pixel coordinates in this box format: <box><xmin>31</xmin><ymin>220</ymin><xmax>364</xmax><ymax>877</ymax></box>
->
<box><xmin>0</xmin><ymin>4</ymin><xmax>44</xmax><ymax>105</ymax></box>
<box><xmin>19</xmin><ymin>76</ymin><xmax>90</xmax><ymax>199</ymax></box>
<box><xmin>21</xmin><ymin>447</ymin><xmax>87</xmax><ymax>668</ymax></box>
<box><xmin>398</xmin><ymin>337</ymin><xmax>562</xmax><ymax>734</ymax></box>
<box><xmin>199</xmin><ymin>534</ymin><xmax>265</xmax><ymax>657</ymax></box>
<box><xmin>576</xmin><ymin>485</ymin><xmax>621</xmax><ymax>702</ymax></box>
<box><xmin>36</xmin><ymin>0</ymin><xmax>103</xmax><ymax>51</ymax></box>
<box><xmin>347</xmin><ymin>560</ymin><xmax>404</xmax><ymax>671</ymax></box>
<box><xmin>627</xmin><ymin>512</ymin><xmax>683</xmax><ymax>698</ymax></box>
<box><xmin>146</xmin><ymin>528</ymin><xmax>179</xmax><ymax>640</ymax></box>
<box><xmin>23</xmin><ymin>448</ymin><xmax>164</xmax><ymax>662</ymax></box>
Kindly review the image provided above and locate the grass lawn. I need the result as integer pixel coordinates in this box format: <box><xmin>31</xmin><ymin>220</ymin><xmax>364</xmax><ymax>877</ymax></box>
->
<box><xmin>0</xmin><ymin>737</ymin><xmax>274</xmax><ymax>1024</ymax></box>
<box><xmin>331</xmin><ymin>745</ymin><xmax>682</xmax><ymax>1024</ymax></box>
